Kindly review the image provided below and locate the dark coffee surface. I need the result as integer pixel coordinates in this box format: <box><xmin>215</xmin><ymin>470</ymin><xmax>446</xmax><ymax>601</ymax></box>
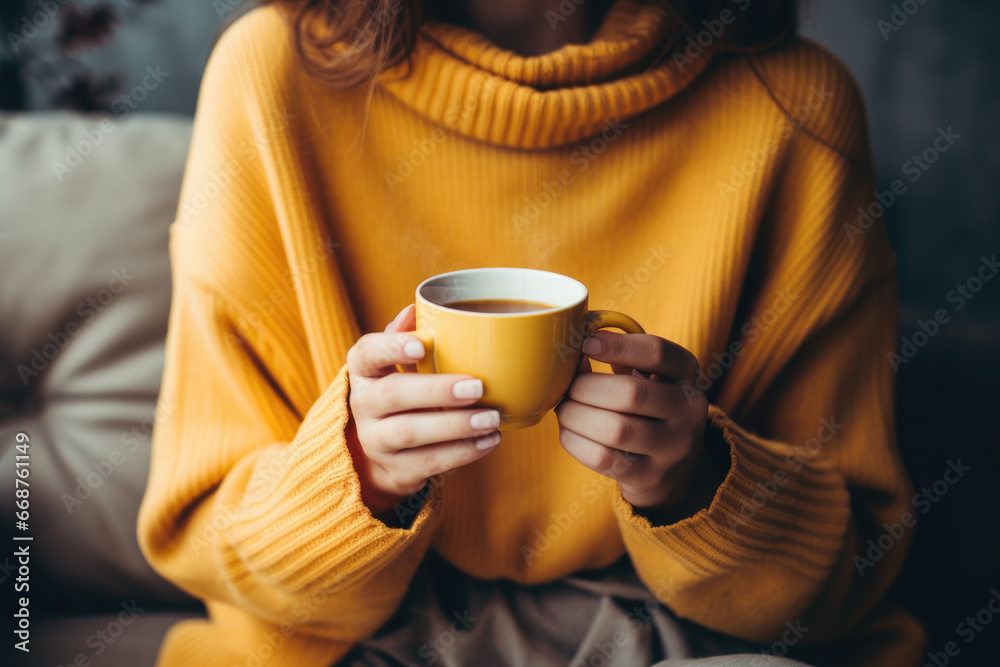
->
<box><xmin>446</xmin><ymin>298</ymin><xmax>554</xmax><ymax>313</ymax></box>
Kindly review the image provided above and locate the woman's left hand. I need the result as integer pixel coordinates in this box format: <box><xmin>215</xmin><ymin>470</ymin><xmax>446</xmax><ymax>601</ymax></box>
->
<box><xmin>554</xmin><ymin>330</ymin><xmax>715</xmax><ymax>517</ymax></box>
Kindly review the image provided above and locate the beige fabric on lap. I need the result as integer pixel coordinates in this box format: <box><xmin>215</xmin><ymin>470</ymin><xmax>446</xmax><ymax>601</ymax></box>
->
<box><xmin>342</xmin><ymin>553</ymin><xmax>812</xmax><ymax>667</ymax></box>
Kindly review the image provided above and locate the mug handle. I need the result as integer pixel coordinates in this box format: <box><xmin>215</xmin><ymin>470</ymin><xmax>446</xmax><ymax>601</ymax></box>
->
<box><xmin>395</xmin><ymin>330</ymin><xmax>436</xmax><ymax>374</ymax></box>
<box><xmin>584</xmin><ymin>310</ymin><xmax>645</xmax><ymax>336</ymax></box>
<box><xmin>396</xmin><ymin>313</ymin><xmax>643</xmax><ymax>374</ymax></box>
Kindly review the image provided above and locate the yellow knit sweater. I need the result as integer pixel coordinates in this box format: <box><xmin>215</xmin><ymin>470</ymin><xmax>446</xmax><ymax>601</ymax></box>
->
<box><xmin>138</xmin><ymin>3</ymin><xmax>924</xmax><ymax>665</ymax></box>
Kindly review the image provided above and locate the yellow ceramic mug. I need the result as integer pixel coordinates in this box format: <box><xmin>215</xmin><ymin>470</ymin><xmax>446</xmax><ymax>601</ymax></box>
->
<box><xmin>410</xmin><ymin>268</ymin><xmax>644</xmax><ymax>430</ymax></box>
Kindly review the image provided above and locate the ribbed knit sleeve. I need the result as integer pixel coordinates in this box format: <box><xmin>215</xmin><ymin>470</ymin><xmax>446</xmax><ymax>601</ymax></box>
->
<box><xmin>612</xmin><ymin>53</ymin><xmax>922</xmax><ymax>662</ymax></box>
<box><xmin>136</xmin><ymin>10</ymin><xmax>441</xmax><ymax>665</ymax></box>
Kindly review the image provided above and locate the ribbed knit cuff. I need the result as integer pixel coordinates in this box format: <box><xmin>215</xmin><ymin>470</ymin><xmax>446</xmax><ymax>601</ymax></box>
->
<box><xmin>614</xmin><ymin>405</ymin><xmax>850</xmax><ymax>583</ymax></box>
<box><xmin>155</xmin><ymin>610</ymin><xmax>349</xmax><ymax>667</ymax></box>
<box><xmin>221</xmin><ymin>364</ymin><xmax>442</xmax><ymax>594</ymax></box>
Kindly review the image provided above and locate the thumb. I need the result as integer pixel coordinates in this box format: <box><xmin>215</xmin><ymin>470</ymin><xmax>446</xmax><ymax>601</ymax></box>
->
<box><xmin>385</xmin><ymin>305</ymin><xmax>418</xmax><ymax>374</ymax></box>
<box><xmin>384</xmin><ymin>304</ymin><xmax>416</xmax><ymax>333</ymax></box>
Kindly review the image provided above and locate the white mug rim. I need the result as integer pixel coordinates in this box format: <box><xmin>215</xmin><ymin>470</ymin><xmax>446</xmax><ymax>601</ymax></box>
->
<box><xmin>416</xmin><ymin>267</ymin><xmax>589</xmax><ymax>317</ymax></box>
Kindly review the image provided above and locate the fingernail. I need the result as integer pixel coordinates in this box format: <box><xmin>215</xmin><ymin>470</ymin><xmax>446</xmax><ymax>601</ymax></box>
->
<box><xmin>384</xmin><ymin>305</ymin><xmax>410</xmax><ymax>332</ymax></box>
<box><xmin>474</xmin><ymin>431</ymin><xmax>501</xmax><ymax>450</ymax></box>
<box><xmin>452</xmin><ymin>378</ymin><xmax>483</xmax><ymax>399</ymax></box>
<box><xmin>470</xmin><ymin>410</ymin><xmax>500</xmax><ymax>430</ymax></box>
<box><xmin>582</xmin><ymin>337</ymin><xmax>603</xmax><ymax>355</ymax></box>
<box><xmin>403</xmin><ymin>339</ymin><xmax>424</xmax><ymax>359</ymax></box>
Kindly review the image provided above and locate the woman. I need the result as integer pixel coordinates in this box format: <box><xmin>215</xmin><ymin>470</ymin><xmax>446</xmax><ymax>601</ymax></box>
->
<box><xmin>138</xmin><ymin>0</ymin><xmax>924</xmax><ymax>665</ymax></box>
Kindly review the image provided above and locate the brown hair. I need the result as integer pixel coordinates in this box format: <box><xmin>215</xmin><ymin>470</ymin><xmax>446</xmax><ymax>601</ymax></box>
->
<box><xmin>260</xmin><ymin>0</ymin><xmax>799</xmax><ymax>91</ymax></box>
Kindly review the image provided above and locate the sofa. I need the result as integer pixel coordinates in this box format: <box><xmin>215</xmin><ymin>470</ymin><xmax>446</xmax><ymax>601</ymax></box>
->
<box><xmin>1</xmin><ymin>113</ymin><xmax>997</xmax><ymax>666</ymax></box>
<box><xmin>0</xmin><ymin>113</ymin><xmax>203</xmax><ymax>667</ymax></box>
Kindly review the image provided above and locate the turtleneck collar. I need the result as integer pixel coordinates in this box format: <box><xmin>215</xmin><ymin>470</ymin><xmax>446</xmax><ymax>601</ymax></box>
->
<box><xmin>377</xmin><ymin>0</ymin><xmax>717</xmax><ymax>149</ymax></box>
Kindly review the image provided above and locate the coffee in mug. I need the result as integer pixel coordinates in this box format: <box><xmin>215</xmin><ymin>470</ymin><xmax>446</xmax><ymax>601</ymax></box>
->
<box><xmin>446</xmin><ymin>298</ymin><xmax>554</xmax><ymax>313</ymax></box>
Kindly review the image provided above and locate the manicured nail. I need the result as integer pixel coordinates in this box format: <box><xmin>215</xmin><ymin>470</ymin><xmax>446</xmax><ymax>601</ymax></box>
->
<box><xmin>474</xmin><ymin>431</ymin><xmax>501</xmax><ymax>450</ymax></box>
<box><xmin>403</xmin><ymin>339</ymin><xmax>424</xmax><ymax>359</ymax></box>
<box><xmin>582</xmin><ymin>337</ymin><xmax>604</xmax><ymax>355</ymax></box>
<box><xmin>452</xmin><ymin>379</ymin><xmax>483</xmax><ymax>399</ymax></box>
<box><xmin>385</xmin><ymin>305</ymin><xmax>410</xmax><ymax>331</ymax></box>
<box><xmin>470</xmin><ymin>410</ymin><xmax>500</xmax><ymax>430</ymax></box>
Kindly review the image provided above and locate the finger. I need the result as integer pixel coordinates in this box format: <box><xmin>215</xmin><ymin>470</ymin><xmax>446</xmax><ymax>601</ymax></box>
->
<box><xmin>568</xmin><ymin>372</ymin><xmax>671</xmax><ymax>418</ymax></box>
<box><xmin>555</xmin><ymin>399</ymin><xmax>664</xmax><ymax>455</ymax></box>
<box><xmin>347</xmin><ymin>331</ymin><xmax>427</xmax><ymax>379</ymax></box>
<box><xmin>384</xmin><ymin>305</ymin><xmax>418</xmax><ymax>372</ymax></box>
<box><xmin>556</xmin><ymin>355</ymin><xmax>591</xmax><ymax>413</ymax></box>
<box><xmin>361</xmin><ymin>373</ymin><xmax>488</xmax><ymax>418</ymax></box>
<box><xmin>388</xmin><ymin>431</ymin><xmax>502</xmax><ymax>487</ymax></box>
<box><xmin>557</xmin><ymin>424</ymin><xmax>643</xmax><ymax>481</ymax></box>
<box><xmin>384</xmin><ymin>304</ymin><xmax>416</xmax><ymax>333</ymax></box>
<box><xmin>567</xmin><ymin>372</ymin><xmax>708</xmax><ymax>425</ymax></box>
<box><xmin>583</xmin><ymin>332</ymin><xmax>699</xmax><ymax>380</ymax></box>
<box><xmin>367</xmin><ymin>406</ymin><xmax>501</xmax><ymax>453</ymax></box>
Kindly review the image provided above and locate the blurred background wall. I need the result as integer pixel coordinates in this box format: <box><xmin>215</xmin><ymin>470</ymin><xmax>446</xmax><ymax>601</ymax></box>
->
<box><xmin>2</xmin><ymin>0</ymin><xmax>998</xmax><ymax>663</ymax></box>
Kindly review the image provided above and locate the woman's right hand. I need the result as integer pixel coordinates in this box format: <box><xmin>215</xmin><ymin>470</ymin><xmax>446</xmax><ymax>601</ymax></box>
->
<box><xmin>346</xmin><ymin>304</ymin><xmax>502</xmax><ymax>522</ymax></box>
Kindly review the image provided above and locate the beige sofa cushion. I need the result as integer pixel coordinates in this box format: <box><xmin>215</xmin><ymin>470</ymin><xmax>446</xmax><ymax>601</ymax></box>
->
<box><xmin>0</xmin><ymin>113</ymin><xmax>194</xmax><ymax>609</ymax></box>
